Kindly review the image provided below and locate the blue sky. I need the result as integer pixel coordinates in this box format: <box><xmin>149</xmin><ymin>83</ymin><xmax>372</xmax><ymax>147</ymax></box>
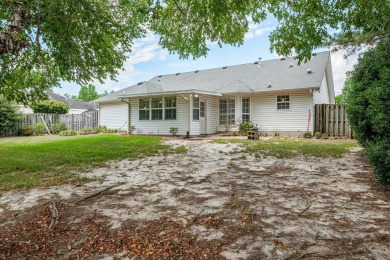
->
<box><xmin>54</xmin><ymin>18</ymin><xmax>361</xmax><ymax>97</ymax></box>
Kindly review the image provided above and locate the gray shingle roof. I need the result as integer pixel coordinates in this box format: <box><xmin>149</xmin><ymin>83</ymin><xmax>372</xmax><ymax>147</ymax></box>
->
<box><xmin>47</xmin><ymin>92</ymin><xmax>97</xmax><ymax>110</ymax></box>
<box><xmin>95</xmin><ymin>51</ymin><xmax>331</xmax><ymax>102</ymax></box>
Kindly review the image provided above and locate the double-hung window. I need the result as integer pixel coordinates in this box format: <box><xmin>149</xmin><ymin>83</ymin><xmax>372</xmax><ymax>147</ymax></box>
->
<box><xmin>139</xmin><ymin>99</ymin><xmax>150</xmax><ymax>120</ymax></box>
<box><xmin>151</xmin><ymin>98</ymin><xmax>163</xmax><ymax>120</ymax></box>
<box><xmin>277</xmin><ymin>95</ymin><xmax>290</xmax><ymax>110</ymax></box>
<box><xmin>165</xmin><ymin>97</ymin><xmax>176</xmax><ymax>120</ymax></box>
<box><xmin>242</xmin><ymin>97</ymin><xmax>250</xmax><ymax>122</ymax></box>
<box><xmin>219</xmin><ymin>98</ymin><xmax>235</xmax><ymax>125</ymax></box>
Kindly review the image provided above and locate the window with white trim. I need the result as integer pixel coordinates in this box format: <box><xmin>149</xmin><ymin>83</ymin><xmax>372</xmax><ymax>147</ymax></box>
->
<box><xmin>242</xmin><ymin>97</ymin><xmax>250</xmax><ymax>122</ymax></box>
<box><xmin>151</xmin><ymin>98</ymin><xmax>163</xmax><ymax>120</ymax></box>
<box><xmin>164</xmin><ymin>97</ymin><xmax>176</xmax><ymax>120</ymax></box>
<box><xmin>139</xmin><ymin>98</ymin><xmax>150</xmax><ymax>120</ymax></box>
<box><xmin>277</xmin><ymin>95</ymin><xmax>290</xmax><ymax>110</ymax></box>
<box><xmin>193</xmin><ymin>97</ymin><xmax>200</xmax><ymax>120</ymax></box>
<box><xmin>219</xmin><ymin>98</ymin><xmax>235</xmax><ymax>125</ymax></box>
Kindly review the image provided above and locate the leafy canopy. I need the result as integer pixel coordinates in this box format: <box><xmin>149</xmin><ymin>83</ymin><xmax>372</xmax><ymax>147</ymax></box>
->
<box><xmin>0</xmin><ymin>0</ymin><xmax>389</xmax><ymax>103</ymax></box>
<box><xmin>77</xmin><ymin>84</ymin><xmax>100</xmax><ymax>102</ymax></box>
<box><xmin>0</xmin><ymin>96</ymin><xmax>20</xmax><ymax>135</ymax></box>
<box><xmin>344</xmin><ymin>38</ymin><xmax>390</xmax><ymax>184</ymax></box>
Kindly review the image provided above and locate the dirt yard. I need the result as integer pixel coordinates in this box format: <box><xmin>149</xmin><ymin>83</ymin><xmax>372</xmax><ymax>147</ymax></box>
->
<box><xmin>0</xmin><ymin>137</ymin><xmax>389</xmax><ymax>259</ymax></box>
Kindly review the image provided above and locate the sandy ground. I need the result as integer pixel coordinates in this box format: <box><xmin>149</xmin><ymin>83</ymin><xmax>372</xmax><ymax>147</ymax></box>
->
<box><xmin>0</xmin><ymin>138</ymin><xmax>389</xmax><ymax>259</ymax></box>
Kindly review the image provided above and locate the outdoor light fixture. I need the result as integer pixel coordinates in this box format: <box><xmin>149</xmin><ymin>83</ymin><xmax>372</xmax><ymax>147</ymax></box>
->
<box><xmin>195</xmin><ymin>94</ymin><xmax>198</xmax><ymax>98</ymax></box>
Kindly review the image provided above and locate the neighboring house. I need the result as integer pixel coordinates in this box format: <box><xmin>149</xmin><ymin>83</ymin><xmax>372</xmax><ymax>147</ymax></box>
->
<box><xmin>95</xmin><ymin>51</ymin><xmax>335</xmax><ymax>136</ymax></box>
<box><xmin>19</xmin><ymin>92</ymin><xmax>98</xmax><ymax>114</ymax></box>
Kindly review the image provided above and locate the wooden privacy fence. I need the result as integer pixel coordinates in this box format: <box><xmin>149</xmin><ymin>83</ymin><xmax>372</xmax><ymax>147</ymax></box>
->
<box><xmin>314</xmin><ymin>104</ymin><xmax>353</xmax><ymax>138</ymax></box>
<box><xmin>3</xmin><ymin>111</ymin><xmax>98</xmax><ymax>136</ymax></box>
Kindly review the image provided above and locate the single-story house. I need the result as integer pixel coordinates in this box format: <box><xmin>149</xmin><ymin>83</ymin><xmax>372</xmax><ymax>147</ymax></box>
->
<box><xmin>95</xmin><ymin>51</ymin><xmax>335</xmax><ymax>136</ymax></box>
<box><xmin>19</xmin><ymin>92</ymin><xmax>98</xmax><ymax>114</ymax></box>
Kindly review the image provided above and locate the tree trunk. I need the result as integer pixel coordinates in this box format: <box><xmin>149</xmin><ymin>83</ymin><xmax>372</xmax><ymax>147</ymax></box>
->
<box><xmin>0</xmin><ymin>1</ymin><xmax>29</xmax><ymax>54</ymax></box>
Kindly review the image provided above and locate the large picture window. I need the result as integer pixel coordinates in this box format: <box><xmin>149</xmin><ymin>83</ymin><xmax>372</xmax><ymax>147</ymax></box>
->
<box><xmin>139</xmin><ymin>97</ymin><xmax>177</xmax><ymax>120</ymax></box>
<box><xmin>242</xmin><ymin>97</ymin><xmax>250</xmax><ymax>122</ymax></box>
<box><xmin>165</xmin><ymin>97</ymin><xmax>176</xmax><ymax>120</ymax></box>
<box><xmin>139</xmin><ymin>99</ymin><xmax>150</xmax><ymax>120</ymax></box>
<box><xmin>193</xmin><ymin>97</ymin><xmax>200</xmax><ymax>120</ymax></box>
<box><xmin>219</xmin><ymin>98</ymin><xmax>235</xmax><ymax>125</ymax></box>
<box><xmin>277</xmin><ymin>95</ymin><xmax>290</xmax><ymax>110</ymax></box>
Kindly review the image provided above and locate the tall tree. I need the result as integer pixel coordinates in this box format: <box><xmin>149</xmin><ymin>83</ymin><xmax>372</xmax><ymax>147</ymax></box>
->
<box><xmin>1</xmin><ymin>0</ymin><xmax>389</xmax><ymax>103</ymax></box>
<box><xmin>77</xmin><ymin>84</ymin><xmax>99</xmax><ymax>102</ymax></box>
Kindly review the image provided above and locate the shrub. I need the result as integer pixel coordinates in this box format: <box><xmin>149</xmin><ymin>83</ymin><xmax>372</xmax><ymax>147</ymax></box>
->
<box><xmin>315</xmin><ymin>132</ymin><xmax>322</xmax><ymax>139</ymax></box>
<box><xmin>302</xmin><ymin>132</ymin><xmax>312</xmax><ymax>138</ymax></box>
<box><xmin>59</xmin><ymin>130</ymin><xmax>77</xmax><ymax>136</ymax></box>
<box><xmin>344</xmin><ymin>38</ymin><xmax>390</xmax><ymax>184</ymax></box>
<box><xmin>321</xmin><ymin>134</ymin><xmax>329</xmax><ymax>139</ymax></box>
<box><xmin>94</xmin><ymin>125</ymin><xmax>108</xmax><ymax>133</ymax></box>
<box><xmin>18</xmin><ymin>126</ymin><xmax>35</xmax><ymax>136</ymax></box>
<box><xmin>31</xmin><ymin>100</ymin><xmax>69</xmax><ymax>114</ymax></box>
<box><xmin>0</xmin><ymin>96</ymin><xmax>20</xmax><ymax>135</ymax></box>
<box><xmin>35</xmin><ymin>122</ymin><xmax>47</xmax><ymax>135</ymax></box>
<box><xmin>239</xmin><ymin>121</ymin><xmax>253</xmax><ymax>133</ymax></box>
<box><xmin>169</xmin><ymin>127</ymin><xmax>178</xmax><ymax>136</ymax></box>
<box><xmin>51</xmin><ymin>122</ymin><xmax>67</xmax><ymax>134</ymax></box>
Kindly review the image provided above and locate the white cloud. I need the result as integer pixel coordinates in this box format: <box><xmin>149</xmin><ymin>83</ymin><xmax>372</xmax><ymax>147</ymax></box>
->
<box><xmin>330</xmin><ymin>46</ymin><xmax>368</xmax><ymax>95</ymax></box>
<box><xmin>167</xmin><ymin>62</ymin><xmax>193</xmax><ymax>68</ymax></box>
<box><xmin>91</xmin><ymin>31</ymin><xmax>167</xmax><ymax>93</ymax></box>
<box><xmin>244</xmin><ymin>23</ymin><xmax>274</xmax><ymax>41</ymax></box>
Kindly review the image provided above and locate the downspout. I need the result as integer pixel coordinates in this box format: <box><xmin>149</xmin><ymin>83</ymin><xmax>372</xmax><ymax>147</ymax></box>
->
<box><xmin>181</xmin><ymin>94</ymin><xmax>190</xmax><ymax>137</ymax></box>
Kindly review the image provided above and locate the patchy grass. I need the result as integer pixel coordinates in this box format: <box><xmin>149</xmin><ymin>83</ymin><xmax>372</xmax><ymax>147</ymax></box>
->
<box><xmin>212</xmin><ymin>137</ymin><xmax>360</xmax><ymax>158</ymax></box>
<box><xmin>0</xmin><ymin>135</ymin><xmax>172</xmax><ymax>192</ymax></box>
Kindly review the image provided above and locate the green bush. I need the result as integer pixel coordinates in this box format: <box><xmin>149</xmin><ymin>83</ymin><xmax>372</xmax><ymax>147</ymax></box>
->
<box><xmin>302</xmin><ymin>132</ymin><xmax>312</xmax><ymax>138</ymax></box>
<box><xmin>35</xmin><ymin>122</ymin><xmax>46</xmax><ymax>135</ymax></box>
<box><xmin>239</xmin><ymin>121</ymin><xmax>253</xmax><ymax>133</ymax></box>
<box><xmin>31</xmin><ymin>100</ymin><xmax>69</xmax><ymax>114</ymax></box>
<box><xmin>169</xmin><ymin>127</ymin><xmax>178</xmax><ymax>136</ymax></box>
<box><xmin>344</xmin><ymin>38</ymin><xmax>390</xmax><ymax>184</ymax></box>
<box><xmin>315</xmin><ymin>132</ymin><xmax>322</xmax><ymax>139</ymax></box>
<box><xmin>18</xmin><ymin>126</ymin><xmax>35</xmax><ymax>136</ymax></box>
<box><xmin>51</xmin><ymin>122</ymin><xmax>67</xmax><ymax>134</ymax></box>
<box><xmin>0</xmin><ymin>96</ymin><xmax>20</xmax><ymax>135</ymax></box>
<box><xmin>59</xmin><ymin>130</ymin><xmax>77</xmax><ymax>136</ymax></box>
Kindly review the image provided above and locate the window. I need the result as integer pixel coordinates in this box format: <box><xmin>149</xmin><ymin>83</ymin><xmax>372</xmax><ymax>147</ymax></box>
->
<box><xmin>139</xmin><ymin>98</ymin><xmax>150</xmax><ymax>120</ymax></box>
<box><xmin>151</xmin><ymin>98</ymin><xmax>163</xmax><ymax>120</ymax></box>
<box><xmin>277</xmin><ymin>95</ymin><xmax>290</xmax><ymax>110</ymax></box>
<box><xmin>165</xmin><ymin>97</ymin><xmax>176</xmax><ymax>120</ymax></box>
<box><xmin>193</xmin><ymin>97</ymin><xmax>200</xmax><ymax>120</ymax></box>
<box><xmin>200</xmin><ymin>101</ymin><xmax>205</xmax><ymax>117</ymax></box>
<box><xmin>219</xmin><ymin>98</ymin><xmax>235</xmax><ymax>125</ymax></box>
<box><xmin>242</xmin><ymin>97</ymin><xmax>250</xmax><ymax>122</ymax></box>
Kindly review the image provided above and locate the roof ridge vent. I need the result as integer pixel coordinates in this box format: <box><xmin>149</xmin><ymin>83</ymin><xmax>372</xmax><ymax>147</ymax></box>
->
<box><xmin>307</xmin><ymin>69</ymin><xmax>312</xmax><ymax>74</ymax></box>
<box><xmin>280</xmin><ymin>57</ymin><xmax>286</xmax><ymax>60</ymax></box>
<box><xmin>312</xmin><ymin>53</ymin><xmax>317</xmax><ymax>56</ymax></box>
<box><xmin>289</xmin><ymin>62</ymin><xmax>293</xmax><ymax>68</ymax></box>
<box><xmin>195</xmin><ymin>70</ymin><xmax>199</xmax><ymax>73</ymax></box>
<box><xmin>267</xmin><ymin>82</ymin><xmax>272</xmax><ymax>88</ymax></box>
<box><xmin>222</xmin><ymin>66</ymin><xmax>227</xmax><ymax>69</ymax></box>
<box><xmin>176</xmin><ymin>73</ymin><xmax>180</xmax><ymax>75</ymax></box>
<box><xmin>254</xmin><ymin>61</ymin><xmax>259</xmax><ymax>64</ymax></box>
<box><xmin>158</xmin><ymin>75</ymin><xmax>162</xmax><ymax>78</ymax></box>
<box><xmin>137</xmin><ymin>82</ymin><xmax>143</xmax><ymax>85</ymax></box>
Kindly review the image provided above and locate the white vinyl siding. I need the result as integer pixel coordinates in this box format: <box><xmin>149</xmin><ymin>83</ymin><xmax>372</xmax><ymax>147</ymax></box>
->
<box><xmin>99</xmin><ymin>101</ymin><xmax>128</xmax><ymax>131</ymax></box>
<box><xmin>251</xmin><ymin>90</ymin><xmax>313</xmax><ymax>132</ymax></box>
<box><xmin>129</xmin><ymin>95</ymin><xmax>188</xmax><ymax>135</ymax></box>
<box><xmin>313</xmin><ymin>73</ymin><xmax>330</xmax><ymax>104</ymax></box>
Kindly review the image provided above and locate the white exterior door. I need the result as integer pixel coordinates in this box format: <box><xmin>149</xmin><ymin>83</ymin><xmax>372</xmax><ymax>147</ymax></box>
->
<box><xmin>200</xmin><ymin>101</ymin><xmax>206</xmax><ymax>134</ymax></box>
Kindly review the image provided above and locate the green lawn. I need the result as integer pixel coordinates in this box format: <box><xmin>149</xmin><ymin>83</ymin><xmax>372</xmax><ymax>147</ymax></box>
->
<box><xmin>0</xmin><ymin>135</ymin><xmax>172</xmax><ymax>192</ymax></box>
<box><xmin>213</xmin><ymin>137</ymin><xmax>360</xmax><ymax>158</ymax></box>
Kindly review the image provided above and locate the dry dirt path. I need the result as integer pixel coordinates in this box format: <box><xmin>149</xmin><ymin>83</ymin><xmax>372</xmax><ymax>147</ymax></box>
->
<box><xmin>0</xmin><ymin>138</ymin><xmax>389</xmax><ymax>259</ymax></box>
